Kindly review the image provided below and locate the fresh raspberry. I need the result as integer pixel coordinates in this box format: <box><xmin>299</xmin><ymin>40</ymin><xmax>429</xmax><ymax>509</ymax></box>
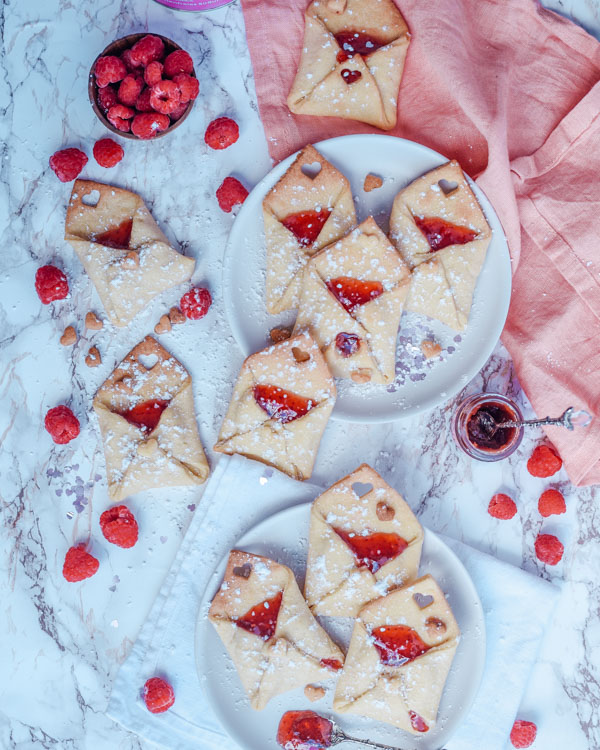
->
<box><xmin>131</xmin><ymin>112</ymin><xmax>170</xmax><ymax>139</ymax></box>
<box><xmin>204</xmin><ymin>117</ymin><xmax>239</xmax><ymax>150</ymax></box>
<box><xmin>163</xmin><ymin>49</ymin><xmax>193</xmax><ymax>78</ymax></box>
<box><xmin>535</xmin><ymin>533</ymin><xmax>564</xmax><ymax>565</ymax></box>
<box><xmin>169</xmin><ymin>100</ymin><xmax>189</xmax><ymax>121</ymax></box>
<box><xmin>49</xmin><ymin>148</ymin><xmax>88</xmax><ymax>182</ymax></box>
<box><xmin>45</xmin><ymin>405</ymin><xmax>80</xmax><ymax>444</ymax></box>
<box><xmin>488</xmin><ymin>493</ymin><xmax>517</xmax><ymax>520</ymax></box>
<box><xmin>95</xmin><ymin>55</ymin><xmax>128</xmax><ymax>88</ymax></box>
<box><xmin>97</xmin><ymin>85</ymin><xmax>118</xmax><ymax>112</ymax></box>
<box><xmin>118</xmin><ymin>74</ymin><xmax>144</xmax><ymax>107</ymax></box>
<box><xmin>510</xmin><ymin>719</ymin><xmax>537</xmax><ymax>748</ymax></box>
<box><xmin>35</xmin><ymin>265</ymin><xmax>69</xmax><ymax>303</ymax></box>
<box><xmin>538</xmin><ymin>488</ymin><xmax>566</xmax><ymax>517</ymax></box>
<box><xmin>107</xmin><ymin>104</ymin><xmax>135</xmax><ymax>132</ymax></box>
<box><xmin>93</xmin><ymin>138</ymin><xmax>124</xmax><ymax>168</ymax></box>
<box><xmin>180</xmin><ymin>287</ymin><xmax>212</xmax><ymax>320</ymax></box>
<box><xmin>100</xmin><ymin>505</ymin><xmax>139</xmax><ymax>548</ymax></box>
<box><xmin>143</xmin><ymin>677</ymin><xmax>175</xmax><ymax>714</ymax></box>
<box><xmin>63</xmin><ymin>544</ymin><xmax>99</xmax><ymax>582</ymax></box>
<box><xmin>144</xmin><ymin>60</ymin><xmax>163</xmax><ymax>87</ymax></box>
<box><xmin>150</xmin><ymin>80</ymin><xmax>181</xmax><ymax>114</ymax></box>
<box><xmin>216</xmin><ymin>176</ymin><xmax>248</xmax><ymax>213</ymax></box>
<box><xmin>527</xmin><ymin>445</ymin><xmax>562</xmax><ymax>478</ymax></box>
<box><xmin>135</xmin><ymin>87</ymin><xmax>154</xmax><ymax>113</ymax></box>
<box><xmin>173</xmin><ymin>73</ymin><xmax>199</xmax><ymax>103</ymax></box>
<box><xmin>130</xmin><ymin>35</ymin><xmax>165</xmax><ymax>67</ymax></box>
<box><xmin>121</xmin><ymin>48</ymin><xmax>144</xmax><ymax>73</ymax></box>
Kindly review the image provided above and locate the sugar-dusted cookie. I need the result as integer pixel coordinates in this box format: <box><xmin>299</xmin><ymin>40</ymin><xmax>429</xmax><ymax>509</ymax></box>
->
<box><xmin>305</xmin><ymin>464</ymin><xmax>423</xmax><ymax>617</ymax></box>
<box><xmin>333</xmin><ymin>574</ymin><xmax>460</xmax><ymax>735</ymax></box>
<box><xmin>288</xmin><ymin>0</ymin><xmax>410</xmax><ymax>130</ymax></box>
<box><xmin>389</xmin><ymin>161</ymin><xmax>492</xmax><ymax>330</ymax></box>
<box><xmin>93</xmin><ymin>336</ymin><xmax>209</xmax><ymax>500</ymax></box>
<box><xmin>263</xmin><ymin>145</ymin><xmax>356</xmax><ymax>314</ymax></box>
<box><xmin>209</xmin><ymin>550</ymin><xmax>344</xmax><ymax>710</ymax></box>
<box><xmin>65</xmin><ymin>180</ymin><xmax>194</xmax><ymax>327</ymax></box>
<box><xmin>214</xmin><ymin>332</ymin><xmax>336</xmax><ymax>480</ymax></box>
<box><xmin>294</xmin><ymin>217</ymin><xmax>411</xmax><ymax>384</ymax></box>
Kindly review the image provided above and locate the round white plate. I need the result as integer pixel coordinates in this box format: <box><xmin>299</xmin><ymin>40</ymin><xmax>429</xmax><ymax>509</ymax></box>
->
<box><xmin>195</xmin><ymin>503</ymin><xmax>486</xmax><ymax>750</ymax></box>
<box><xmin>222</xmin><ymin>134</ymin><xmax>512</xmax><ymax>423</ymax></box>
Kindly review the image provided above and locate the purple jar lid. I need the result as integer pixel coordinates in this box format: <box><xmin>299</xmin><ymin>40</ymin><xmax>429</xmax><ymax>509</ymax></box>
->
<box><xmin>152</xmin><ymin>0</ymin><xmax>235</xmax><ymax>10</ymax></box>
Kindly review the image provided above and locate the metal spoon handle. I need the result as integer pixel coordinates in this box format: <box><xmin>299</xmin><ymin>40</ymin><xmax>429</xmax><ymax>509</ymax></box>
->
<box><xmin>332</xmin><ymin>726</ymin><xmax>446</xmax><ymax>750</ymax></box>
<box><xmin>497</xmin><ymin>406</ymin><xmax>592</xmax><ymax>432</ymax></box>
<box><xmin>497</xmin><ymin>416</ymin><xmax>568</xmax><ymax>430</ymax></box>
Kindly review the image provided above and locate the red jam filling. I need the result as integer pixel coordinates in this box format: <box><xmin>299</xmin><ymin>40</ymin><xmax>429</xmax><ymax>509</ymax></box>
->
<box><xmin>334</xmin><ymin>30</ymin><xmax>387</xmax><ymax>62</ymax></box>
<box><xmin>466</xmin><ymin>402</ymin><xmax>517</xmax><ymax>452</ymax></box>
<box><xmin>326</xmin><ymin>277</ymin><xmax>383</xmax><ymax>313</ymax></box>
<box><xmin>371</xmin><ymin>624</ymin><xmax>430</xmax><ymax>666</ymax></box>
<box><xmin>122</xmin><ymin>399</ymin><xmax>169</xmax><ymax>432</ymax></box>
<box><xmin>409</xmin><ymin>710</ymin><xmax>429</xmax><ymax>733</ymax></box>
<box><xmin>277</xmin><ymin>711</ymin><xmax>333</xmax><ymax>750</ymax></box>
<box><xmin>333</xmin><ymin>529</ymin><xmax>408</xmax><ymax>574</ymax></box>
<box><xmin>281</xmin><ymin>209</ymin><xmax>331</xmax><ymax>247</ymax></box>
<box><xmin>320</xmin><ymin>658</ymin><xmax>343</xmax><ymax>671</ymax></box>
<box><xmin>335</xmin><ymin>332</ymin><xmax>361</xmax><ymax>357</ymax></box>
<box><xmin>413</xmin><ymin>216</ymin><xmax>477</xmax><ymax>252</ymax></box>
<box><xmin>253</xmin><ymin>385</ymin><xmax>315</xmax><ymax>424</ymax></box>
<box><xmin>341</xmin><ymin>69</ymin><xmax>362</xmax><ymax>85</ymax></box>
<box><xmin>235</xmin><ymin>590</ymin><xmax>283</xmax><ymax>641</ymax></box>
<box><xmin>93</xmin><ymin>218</ymin><xmax>133</xmax><ymax>249</ymax></box>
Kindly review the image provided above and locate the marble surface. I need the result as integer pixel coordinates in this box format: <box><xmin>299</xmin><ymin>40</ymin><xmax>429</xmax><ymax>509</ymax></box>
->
<box><xmin>1</xmin><ymin>0</ymin><xmax>599</xmax><ymax>748</ymax></box>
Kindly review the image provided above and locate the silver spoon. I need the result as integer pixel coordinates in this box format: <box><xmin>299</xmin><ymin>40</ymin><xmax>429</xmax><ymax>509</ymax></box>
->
<box><xmin>329</xmin><ymin>720</ymin><xmax>447</xmax><ymax>750</ymax></box>
<box><xmin>477</xmin><ymin>406</ymin><xmax>591</xmax><ymax>438</ymax></box>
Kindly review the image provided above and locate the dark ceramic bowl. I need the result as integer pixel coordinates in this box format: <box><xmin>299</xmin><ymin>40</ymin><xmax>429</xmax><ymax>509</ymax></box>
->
<box><xmin>88</xmin><ymin>33</ymin><xmax>196</xmax><ymax>140</ymax></box>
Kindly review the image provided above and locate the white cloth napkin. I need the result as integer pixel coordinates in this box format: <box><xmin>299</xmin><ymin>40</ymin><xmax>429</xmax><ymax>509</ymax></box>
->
<box><xmin>107</xmin><ymin>455</ymin><xmax>559</xmax><ymax>750</ymax></box>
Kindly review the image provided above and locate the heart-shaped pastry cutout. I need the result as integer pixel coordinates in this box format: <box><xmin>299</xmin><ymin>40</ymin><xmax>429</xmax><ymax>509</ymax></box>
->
<box><xmin>138</xmin><ymin>353</ymin><xmax>159</xmax><ymax>370</ymax></box>
<box><xmin>376</xmin><ymin>502</ymin><xmax>395</xmax><ymax>521</ymax></box>
<box><xmin>438</xmin><ymin>179</ymin><xmax>459</xmax><ymax>196</ymax></box>
<box><xmin>292</xmin><ymin>347</ymin><xmax>311</xmax><ymax>363</ymax></box>
<box><xmin>82</xmin><ymin>189</ymin><xmax>100</xmax><ymax>207</ymax></box>
<box><xmin>352</xmin><ymin>481</ymin><xmax>373</xmax><ymax>497</ymax></box>
<box><xmin>233</xmin><ymin>563</ymin><xmax>253</xmax><ymax>579</ymax></box>
<box><xmin>301</xmin><ymin>161</ymin><xmax>322</xmax><ymax>180</ymax></box>
<box><xmin>413</xmin><ymin>592</ymin><xmax>434</xmax><ymax>609</ymax></box>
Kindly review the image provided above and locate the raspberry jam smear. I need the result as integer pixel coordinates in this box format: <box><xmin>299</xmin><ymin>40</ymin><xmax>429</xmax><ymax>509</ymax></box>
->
<box><xmin>320</xmin><ymin>658</ymin><xmax>343</xmax><ymax>671</ymax></box>
<box><xmin>335</xmin><ymin>332</ymin><xmax>361</xmax><ymax>357</ymax></box>
<box><xmin>341</xmin><ymin>69</ymin><xmax>362</xmax><ymax>85</ymax></box>
<box><xmin>334</xmin><ymin>529</ymin><xmax>408</xmax><ymax>573</ymax></box>
<box><xmin>122</xmin><ymin>399</ymin><xmax>169</xmax><ymax>432</ymax></box>
<box><xmin>277</xmin><ymin>710</ymin><xmax>333</xmax><ymax>750</ymax></box>
<box><xmin>371</xmin><ymin>624</ymin><xmax>430</xmax><ymax>666</ymax></box>
<box><xmin>235</xmin><ymin>590</ymin><xmax>283</xmax><ymax>641</ymax></box>
<box><xmin>326</xmin><ymin>277</ymin><xmax>383</xmax><ymax>313</ymax></box>
<box><xmin>413</xmin><ymin>216</ymin><xmax>477</xmax><ymax>252</ymax></box>
<box><xmin>334</xmin><ymin>30</ymin><xmax>387</xmax><ymax>62</ymax></box>
<box><xmin>92</xmin><ymin>218</ymin><xmax>133</xmax><ymax>249</ymax></box>
<box><xmin>409</xmin><ymin>710</ymin><xmax>429</xmax><ymax>733</ymax></box>
<box><xmin>254</xmin><ymin>385</ymin><xmax>315</xmax><ymax>424</ymax></box>
<box><xmin>281</xmin><ymin>209</ymin><xmax>331</xmax><ymax>247</ymax></box>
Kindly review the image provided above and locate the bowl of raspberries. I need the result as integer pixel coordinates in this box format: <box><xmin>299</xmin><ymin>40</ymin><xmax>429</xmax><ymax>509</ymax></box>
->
<box><xmin>89</xmin><ymin>33</ymin><xmax>199</xmax><ymax>140</ymax></box>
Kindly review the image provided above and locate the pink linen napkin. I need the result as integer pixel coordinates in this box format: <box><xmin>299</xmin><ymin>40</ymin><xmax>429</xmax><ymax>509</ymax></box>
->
<box><xmin>240</xmin><ymin>0</ymin><xmax>600</xmax><ymax>485</ymax></box>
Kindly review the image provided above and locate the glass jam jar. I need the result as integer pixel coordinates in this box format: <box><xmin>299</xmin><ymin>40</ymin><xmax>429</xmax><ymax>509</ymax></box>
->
<box><xmin>452</xmin><ymin>392</ymin><xmax>524</xmax><ymax>462</ymax></box>
<box><xmin>151</xmin><ymin>0</ymin><xmax>235</xmax><ymax>10</ymax></box>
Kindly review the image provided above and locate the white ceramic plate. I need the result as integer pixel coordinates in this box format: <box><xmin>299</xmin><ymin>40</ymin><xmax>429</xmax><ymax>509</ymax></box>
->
<box><xmin>222</xmin><ymin>134</ymin><xmax>512</xmax><ymax>423</ymax></box>
<box><xmin>195</xmin><ymin>503</ymin><xmax>486</xmax><ymax>750</ymax></box>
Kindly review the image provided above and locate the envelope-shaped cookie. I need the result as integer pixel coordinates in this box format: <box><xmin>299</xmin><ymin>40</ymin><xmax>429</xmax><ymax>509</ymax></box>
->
<box><xmin>333</xmin><ymin>575</ymin><xmax>460</xmax><ymax>734</ymax></box>
<box><xmin>287</xmin><ymin>0</ymin><xmax>410</xmax><ymax>130</ymax></box>
<box><xmin>209</xmin><ymin>550</ymin><xmax>345</xmax><ymax>710</ymax></box>
<box><xmin>214</xmin><ymin>332</ymin><xmax>336</xmax><ymax>480</ymax></box>
<box><xmin>389</xmin><ymin>161</ymin><xmax>492</xmax><ymax>330</ymax></box>
<box><xmin>93</xmin><ymin>336</ymin><xmax>209</xmax><ymax>500</ymax></box>
<box><xmin>293</xmin><ymin>217</ymin><xmax>411</xmax><ymax>384</ymax></box>
<box><xmin>65</xmin><ymin>180</ymin><xmax>195</xmax><ymax>327</ymax></box>
<box><xmin>305</xmin><ymin>464</ymin><xmax>423</xmax><ymax>617</ymax></box>
<box><xmin>263</xmin><ymin>145</ymin><xmax>356</xmax><ymax>314</ymax></box>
